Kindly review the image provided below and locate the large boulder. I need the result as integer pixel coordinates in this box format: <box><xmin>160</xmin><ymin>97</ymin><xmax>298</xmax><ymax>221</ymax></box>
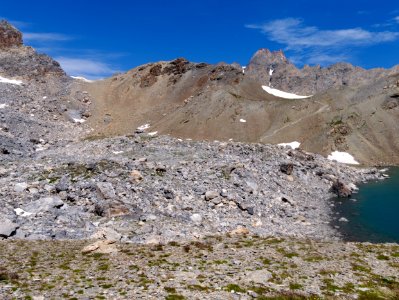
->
<box><xmin>331</xmin><ymin>180</ymin><xmax>352</xmax><ymax>198</ymax></box>
<box><xmin>0</xmin><ymin>219</ymin><xmax>19</xmax><ymax>238</ymax></box>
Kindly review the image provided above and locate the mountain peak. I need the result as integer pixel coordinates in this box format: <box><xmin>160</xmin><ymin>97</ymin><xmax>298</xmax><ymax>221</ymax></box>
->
<box><xmin>250</xmin><ymin>48</ymin><xmax>290</xmax><ymax>66</ymax></box>
<box><xmin>0</xmin><ymin>20</ymin><xmax>23</xmax><ymax>49</ymax></box>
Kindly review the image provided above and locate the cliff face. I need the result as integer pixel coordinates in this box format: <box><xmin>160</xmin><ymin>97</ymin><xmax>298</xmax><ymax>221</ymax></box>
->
<box><xmin>245</xmin><ymin>48</ymin><xmax>397</xmax><ymax>95</ymax></box>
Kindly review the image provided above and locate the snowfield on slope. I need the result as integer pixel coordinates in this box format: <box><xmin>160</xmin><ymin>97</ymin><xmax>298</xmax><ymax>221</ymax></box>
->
<box><xmin>278</xmin><ymin>141</ymin><xmax>301</xmax><ymax>149</ymax></box>
<box><xmin>328</xmin><ymin>151</ymin><xmax>360</xmax><ymax>165</ymax></box>
<box><xmin>262</xmin><ymin>85</ymin><xmax>312</xmax><ymax>99</ymax></box>
<box><xmin>0</xmin><ymin>76</ymin><xmax>23</xmax><ymax>85</ymax></box>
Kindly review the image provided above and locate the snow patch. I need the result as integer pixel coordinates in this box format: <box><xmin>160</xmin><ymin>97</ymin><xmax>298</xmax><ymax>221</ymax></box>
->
<box><xmin>239</xmin><ymin>119</ymin><xmax>247</xmax><ymax>123</ymax></box>
<box><xmin>35</xmin><ymin>145</ymin><xmax>47</xmax><ymax>152</ymax></box>
<box><xmin>0</xmin><ymin>76</ymin><xmax>23</xmax><ymax>85</ymax></box>
<box><xmin>262</xmin><ymin>86</ymin><xmax>312</xmax><ymax>99</ymax></box>
<box><xmin>73</xmin><ymin>118</ymin><xmax>86</xmax><ymax>124</ymax></box>
<box><xmin>327</xmin><ymin>151</ymin><xmax>359</xmax><ymax>165</ymax></box>
<box><xmin>112</xmin><ymin>151</ymin><xmax>124</xmax><ymax>155</ymax></box>
<box><xmin>242</xmin><ymin>66</ymin><xmax>246</xmax><ymax>74</ymax></box>
<box><xmin>0</xmin><ymin>103</ymin><xmax>9</xmax><ymax>109</ymax></box>
<box><xmin>278</xmin><ymin>141</ymin><xmax>301</xmax><ymax>149</ymax></box>
<box><xmin>137</xmin><ymin>124</ymin><xmax>150</xmax><ymax>131</ymax></box>
<box><xmin>43</xmin><ymin>96</ymin><xmax>47</xmax><ymax>99</ymax></box>
<box><xmin>71</xmin><ymin>76</ymin><xmax>93</xmax><ymax>83</ymax></box>
<box><xmin>147</xmin><ymin>131</ymin><xmax>158</xmax><ymax>136</ymax></box>
<box><xmin>269</xmin><ymin>68</ymin><xmax>274</xmax><ymax>76</ymax></box>
<box><xmin>14</xmin><ymin>208</ymin><xmax>33</xmax><ymax>217</ymax></box>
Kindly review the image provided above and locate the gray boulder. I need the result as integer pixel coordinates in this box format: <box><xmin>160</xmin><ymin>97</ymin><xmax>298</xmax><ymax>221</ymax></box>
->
<box><xmin>96</xmin><ymin>182</ymin><xmax>116</xmax><ymax>199</ymax></box>
<box><xmin>23</xmin><ymin>196</ymin><xmax>64</xmax><ymax>213</ymax></box>
<box><xmin>0</xmin><ymin>219</ymin><xmax>19</xmax><ymax>238</ymax></box>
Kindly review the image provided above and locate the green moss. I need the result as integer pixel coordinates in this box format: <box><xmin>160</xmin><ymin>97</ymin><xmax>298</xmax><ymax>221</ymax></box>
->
<box><xmin>165</xmin><ymin>295</ymin><xmax>185</xmax><ymax>300</ymax></box>
<box><xmin>168</xmin><ymin>241</ymin><xmax>179</xmax><ymax>247</ymax></box>
<box><xmin>342</xmin><ymin>282</ymin><xmax>355</xmax><ymax>293</ymax></box>
<box><xmin>261</xmin><ymin>258</ymin><xmax>271</xmax><ymax>265</ymax></box>
<box><xmin>187</xmin><ymin>284</ymin><xmax>209</xmax><ymax>291</ymax></box>
<box><xmin>224</xmin><ymin>284</ymin><xmax>246</xmax><ymax>293</ymax></box>
<box><xmin>164</xmin><ymin>287</ymin><xmax>177</xmax><ymax>293</ymax></box>
<box><xmin>289</xmin><ymin>282</ymin><xmax>303</xmax><ymax>290</ymax></box>
<box><xmin>352</xmin><ymin>263</ymin><xmax>371</xmax><ymax>273</ymax></box>
<box><xmin>322</xmin><ymin>278</ymin><xmax>340</xmax><ymax>292</ymax></box>
<box><xmin>304</xmin><ymin>256</ymin><xmax>324</xmax><ymax>262</ymax></box>
<box><xmin>213</xmin><ymin>260</ymin><xmax>228</xmax><ymax>265</ymax></box>
<box><xmin>97</xmin><ymin>263</ymin><xmax>109</xmax><ymax>271</ymax></box>
<box><xmin>358</xmin><ymin>290</ymin><xmax>386</xmax><ymax>300</ymax></box>
<box><xmin>277</xmin><ymin>248</ymin><xmax>298</xmax><ymax>258</ymax></box>
<box><xmin>376</xmin><ymin>254</ymin><xmax>389</xmax><ymax>260</ymax></box>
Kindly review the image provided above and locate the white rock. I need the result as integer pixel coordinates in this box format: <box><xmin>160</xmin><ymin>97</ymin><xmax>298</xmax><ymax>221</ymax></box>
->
<box><xmin>14</xmin><ymin>182</ymin><xmax>28</xmax><ymax>192</ymax></box>
<box><xmin>190</xmin><ymin>214</ymin><xmax>202</xmax><ymax>223</ymax></box>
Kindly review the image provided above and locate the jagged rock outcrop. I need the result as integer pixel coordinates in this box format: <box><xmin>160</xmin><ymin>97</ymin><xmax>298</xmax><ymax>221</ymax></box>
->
<box><xmin>0</xmin><ymin>20</ymin><xmax>65</xmax><ymax>78</ymax></box>
<box><xmin>0</xmin><ymin>20</ymin><xmax>23</xmax><ymax>48</ymax></box>
<box><xmin>246</xmin><ymin>48</ymin><xmax>399</xmax><ymax>95</ymax></box>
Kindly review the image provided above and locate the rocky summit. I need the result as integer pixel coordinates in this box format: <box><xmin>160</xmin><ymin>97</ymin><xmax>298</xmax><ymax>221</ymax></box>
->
<box><xmin>0</xmin><ymin>20</ymin><xmax>22</xmax><ymax>49</ymax></box>
<box><xmin>0</xmin><ymin>20</ymin><xmax>398</xmax><ymax>299</ymax></box>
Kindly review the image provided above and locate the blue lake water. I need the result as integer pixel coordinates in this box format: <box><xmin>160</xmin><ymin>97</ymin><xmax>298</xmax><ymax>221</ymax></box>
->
<box><xmin>331</xmin><ymin>167</ymin><xmax>399</xmax><ymax>243</ymax></box>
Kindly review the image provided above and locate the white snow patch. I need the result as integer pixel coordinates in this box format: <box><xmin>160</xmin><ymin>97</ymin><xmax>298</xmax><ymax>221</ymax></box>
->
<box><xmin>14</xmin><ymin>208</ymin><xmax>33</xmax><ymax>217</ymax></box>
<box><xmin>43</xmin><ymin>96</ymin><xmax>47</xmax><ymax>99</ymax></box>
<box><xmin>262</xmin><ymin>85</ymin><xmax>312</xmax><ymax>99</ymax></box>
<box><xmin>112</xmin><ymin>151</ymin><xmax>124</xmax><ymax>154</ymax></box>
<box><xmin>0</xmin><ymin>103</ymin><xmax>9</xmax><ymax>109</ymax></box>
<box><xmin>327</xmin><ymin>151</ymin><xmax>359</xmax><ymax>165</ymax></box>
<box><xmin>35</xmin><ymin>145</ymin><xmax>47</xmax><ymax>152</ymax></box>
<box><xmin>242</xmin><ymin>66</ymin><xmax>246</xmax><ymax>74</ymax></box>
<box><xmin>137</xmin><ymin>124</ymin><xmax>150</xmax><ymax>131</ymax></box>
<box><xmin>71</xmin><ymin>76</ymin><xmax>94</xmax><ymax>83</ymax></box>
<box><xmin>147</xmin><ymin>131</ymin><xmax>158</xmax><ymax>136</ymax></box>
<box><xmin>0</xmin><ymin>76</ymin><xmax>23</xmax><ymax>85</ymax></box>
<box><xmin>269</xmin><ymin>68</ymin><xmax>274</xmax><ymax>76</ymax></box>
<box><xmin>73</xmin><ymin>118</ymin><xmax>86</xmax><ymax>124</ymax></box>
<box><xmin>239</xmin><ymin>119</ymin><xmax>247</xmax><ymax>123</ymax></box>
<box><xmin>278</xmin><ymin>141</ymin><xmax>301</xmax><ymax>149</ymax></box>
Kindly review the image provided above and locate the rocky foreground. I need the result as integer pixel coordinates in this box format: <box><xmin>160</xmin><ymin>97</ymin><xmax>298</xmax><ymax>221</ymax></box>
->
<box><xmin>0</xmin><ymin>134</ymin><xmax>384</xmax><ymax>243</ymax></box>
<box><xmin>1</xmin><ymin>235</ymin><xmax>399</xmax><ymax>299</ymax></box>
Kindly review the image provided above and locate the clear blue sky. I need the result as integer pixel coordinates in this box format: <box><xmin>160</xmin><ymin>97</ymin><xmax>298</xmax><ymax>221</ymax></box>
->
<box><xmin>2</xmin><ymin>0</ymin><xmax>399</xmax><ymax>79</ymax></box>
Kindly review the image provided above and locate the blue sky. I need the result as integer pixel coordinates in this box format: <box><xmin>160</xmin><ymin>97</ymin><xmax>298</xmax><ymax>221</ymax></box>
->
<box><xmin>2</xmin><ymin>0</ymin><xmax>399</xmax><ymax>79</ymax></box>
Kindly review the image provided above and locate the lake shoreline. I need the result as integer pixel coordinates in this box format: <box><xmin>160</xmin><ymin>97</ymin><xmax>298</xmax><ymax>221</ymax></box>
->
<box><xmin>330</xmin><ymin>166</ymin><xmax>399</xmax><ymax>243</ymax></box>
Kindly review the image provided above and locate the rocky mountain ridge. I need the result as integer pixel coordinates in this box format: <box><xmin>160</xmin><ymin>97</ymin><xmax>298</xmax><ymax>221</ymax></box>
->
<box><xmin>246</xmin><ymin>48</ymin><xmax>399</xmax><ymax>95</ymax></box>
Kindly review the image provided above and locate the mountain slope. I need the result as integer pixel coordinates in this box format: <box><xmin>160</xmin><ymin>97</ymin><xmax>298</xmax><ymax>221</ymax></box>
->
<box><xmin>83</xmin><ymin>54</ymin><xmax>399</xmax><ymax>165</ymax></box>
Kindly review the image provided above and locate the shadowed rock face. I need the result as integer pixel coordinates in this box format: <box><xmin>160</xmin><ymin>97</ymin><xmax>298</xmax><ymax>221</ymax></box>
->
<box><xmin>0</xmin><ymin>20</ymin><xmax>23</xmax><ymax>48</ymax></box>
